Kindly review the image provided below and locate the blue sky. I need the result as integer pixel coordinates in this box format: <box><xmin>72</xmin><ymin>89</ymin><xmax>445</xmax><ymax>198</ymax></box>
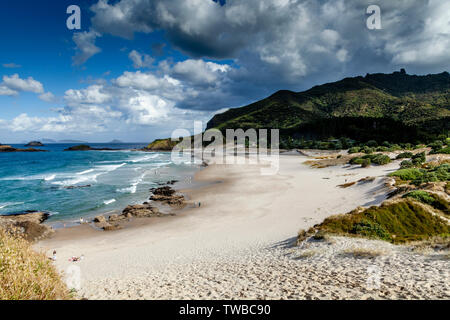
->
<box><xmin>0</xmin><ymin>0</ymin><xmax>449</xmax><ymax>143</ymax></box>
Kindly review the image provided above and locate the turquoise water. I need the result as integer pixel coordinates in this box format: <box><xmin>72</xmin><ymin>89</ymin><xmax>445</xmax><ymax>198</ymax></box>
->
<box><xmin>0</xmin><ymin>144</ymin><xmax>197</xmax><ymax>224</ymax></box>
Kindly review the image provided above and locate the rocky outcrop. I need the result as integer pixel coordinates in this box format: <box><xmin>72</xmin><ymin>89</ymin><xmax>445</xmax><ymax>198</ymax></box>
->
<box><xmin>25</xmin><ymin>141</ymin><xmax>44</xmax><ymax>147</ymax></box>
<box><xmin>151</xmin><ymin>186</ymin><xmax>176</xmax><ymax>197</ymax></box>
<box><xmin>0</xmin><ymin>211</ymin><xmax>54</xmax><ymax>242</ymax></box>
<box><xmin>0</xmin><ymin>145</ymin><xmax>47</xmax><ymax>152</ymax></box>
<box><xmin>91</xmin><ymin>185</ymin><xmax>184</xmax><ymax>232</ymax></box>
<box><xmin>93</xmin><ymin>203</ymin><xmax>161</xmax><ymax>231</ymax></box>
<box><xmin>122</xmin><ymin>203</ymin><xmax>161</xmax><ymax>218</ymax></box>
<box><xmin>142</xmin><ymin>139</ymin><xmax>179</xmax><ymax>151</ymax></box>
<box><xmin>157</xmin><ymin>180</ymin><xmax>178</xmax><ymax>186</ymax></box>
<box><xmin>150</xmin><ymin>186</ymin><xmax>186</xmax><ymax>207</ymax></box>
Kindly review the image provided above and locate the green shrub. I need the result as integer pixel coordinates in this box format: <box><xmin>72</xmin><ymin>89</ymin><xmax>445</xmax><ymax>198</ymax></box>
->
<box><xmin>430</xmin><ymin>146</ymin><xmax>450</xmax><ymax>154</ymax></box>
<box><xmin>403</xmin><ymin>191</ymin><xmax>437</xmax><ymax>205</ymax></box>
<box><xmin>428</xmin><ymin>140</ymin><xmax>443</xmax><ymax>151</ymax></box>
<box><xmin>361</xmin><ymin>159</ymin><xmax>371</xmax><ymax>168</ymax></box>
<box><xmin>403</xmin><ymin>191</ymin><xmax>449</xmax><ymax>215</ymax></box>
<box><xmin>395</xmin><ymin>163</ymin><xmax>450</xmax><ymax>185</ymax></box>
<box><xmin>400</xmin><ymin>160</ymin><xmax>414</xmax><ymax>169</ymax></box>
<box><xmin>362</xmin><ymin>146</ymin><xmax>374</xmax><ymax>154</ymax></box>
<box><xmin>388</xmin><ymin>144</ymin><xmax>402</xmax><ymax>152</ymax></box>
<box><xmin>348</xmin><ymin>147</ymin><xmax>360</xmax><ymax>154</ymax></box>
<box><xmin>389</xmin><ymin>168</ymin><xmax>424</xmax><ymax>181</ymax></box>
<box><xmin>371</xmin><ymin>154</ymin><xmax>391</xmax><ymax>165</ymax></box>
<box><xmin>366</xmin><ymin>140</ymin><xmax>378</xmax><ymax>147</ymax></box>
<box><xmin>396</xmin><ymin>152</ymin><xmax>413</xmax><ymax>159</ymax></box>
<box><xmin>350</xmin><ymin>157</ymin><xmax>364</xmax><ymax>165</ymax></box>
<box><xmin>354</xmin><ymin>154</ymin><xmax>391</xmax><ymax>165</ymax></box>
<box><xmin>352</xmin><ymin>220</ymin><xmax>391</xmax><ymax>241</ymax></box>
<box><xmin>375</xmin><ymin>146</ymin><xmax>389</xmax><ymax>152</ymax></box>
<box><xmin>412</xmin><ymin>151</ymin><xmax>426</xmax><ymax>163</ymax></box>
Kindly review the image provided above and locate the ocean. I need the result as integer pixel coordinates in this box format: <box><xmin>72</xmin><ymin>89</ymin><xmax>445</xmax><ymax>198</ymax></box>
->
<box><xmin>0</xmin><ymin>143</ymin><xmax>199</xmax><ymax>225</ymax></box>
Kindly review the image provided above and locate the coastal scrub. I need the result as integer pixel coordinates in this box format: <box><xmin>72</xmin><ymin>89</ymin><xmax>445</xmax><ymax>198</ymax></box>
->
<box><xmin>0</xmin><ymin>228</ymin><xmax>70</xmax><ymax>300</ymax></box>
<box><xmin>307</xmin><ymin>200</ymin><xmax>450</xmax><ymax>244</ymax></box>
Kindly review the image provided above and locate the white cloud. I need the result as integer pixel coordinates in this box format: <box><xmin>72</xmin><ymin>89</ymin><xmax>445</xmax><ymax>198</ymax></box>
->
<box><xmin>39</xmin><ymin>92</ymin><xmax>56</xmax><ymax>103</ymax></box>
<box><xmin>129</xmin><ymin>50</ymin><xmax>154</xmax><ymax>68</ymax></box>
<box><xmin>124</xmin><ymin>91</ymin><xmax>172</xmax><ymax>125</ymax></box>
<box><xmin>2</xmin><ymin>74</ymin><xmax>44</xmax><ymax>94</ymax></box>
<box><xmin>171</xmin><ymin>59</ymin><xmax>230</xmax><ymax>86</ymax></box>
<box><xmin>64</xmin><ymin>84</ymin><xmax>111</xmax><ymax>105</ymax></box>
<box><xmin>115</xmin><ymin>71</ymin><xmax>180</xmax><ymax>91</ymax></box>
<box><xmin>72</xmin><ymin>30</ymin><xmax>102</xmax><ymax>65</ymax></box>
<box><xmin>0</xmin><ymin>85</ymin><xmax>18</xmax><ymax>96</ymax></box>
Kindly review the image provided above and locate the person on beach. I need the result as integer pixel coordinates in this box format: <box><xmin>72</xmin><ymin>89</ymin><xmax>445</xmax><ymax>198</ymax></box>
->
<box><xmin>52</xmin><ymin>250</ymin><xmax>57</xmax><ymax>261</ymax></box>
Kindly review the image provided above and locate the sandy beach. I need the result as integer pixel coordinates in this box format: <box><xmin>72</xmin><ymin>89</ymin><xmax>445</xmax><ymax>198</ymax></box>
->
<box><xmin>36</xmin><ymin>153</ymin><xmax>449</xmax><ymax>300</ymax></box>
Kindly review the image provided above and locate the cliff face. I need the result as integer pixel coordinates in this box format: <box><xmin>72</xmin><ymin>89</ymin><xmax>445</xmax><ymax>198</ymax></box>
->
<box><xmin>207</xmin><ymin>71</ymin><xmax>450</xmax><ymax>143</ymax></box>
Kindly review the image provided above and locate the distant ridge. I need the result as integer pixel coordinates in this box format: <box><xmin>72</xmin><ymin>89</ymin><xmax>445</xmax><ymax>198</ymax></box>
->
<box><xmin>58</xmin><ymin>140</ymin><xmax>88</xmax><ymax>143</ymax></box>
<box><xmin>207</xmin><ymin>70</ymin><xmax>450</xmax><ymax>143</ymax></box>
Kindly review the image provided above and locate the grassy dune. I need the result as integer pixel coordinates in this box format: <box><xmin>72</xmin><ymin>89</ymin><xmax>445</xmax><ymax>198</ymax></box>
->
<box><xmin>0</xmin><ymin>228</ymin><xmax>70</xmax><ymax>300</ymax></box>
<box><xmin>301</xmin><ymin>199</ymin><xmax>449</xmax><ymax>244</ymax></box>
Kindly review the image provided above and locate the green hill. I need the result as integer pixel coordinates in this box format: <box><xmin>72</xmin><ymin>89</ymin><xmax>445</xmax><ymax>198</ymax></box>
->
<box><xmin>207</xmin><ymin>70</ymin><xmax>450</xmax><ymax>143</ymax></box>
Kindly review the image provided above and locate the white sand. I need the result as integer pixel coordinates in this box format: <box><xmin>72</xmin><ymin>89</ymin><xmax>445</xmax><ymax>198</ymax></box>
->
<box><xmin>37</xmin><ymin>154</ymin><xmax>449</xmax><ymax>299</ymax></box>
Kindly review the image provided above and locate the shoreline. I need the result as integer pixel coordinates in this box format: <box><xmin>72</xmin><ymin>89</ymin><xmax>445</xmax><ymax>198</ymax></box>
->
<box><xmin>36</xmin><ymin>153</ymin><xmax>436</xmax><ymax>299</ymax></box>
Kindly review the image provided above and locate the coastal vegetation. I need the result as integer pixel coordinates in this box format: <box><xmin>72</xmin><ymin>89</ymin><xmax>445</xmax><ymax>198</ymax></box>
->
<box><xmin>389</xmin><ymin>163</ymin><xmax>450</xmax><ymax>185</ymax></box>
<box><xmin>402</xmin><ymin>191</ymin><xmax>449</xmax><ymax>215</ymax></box>
<box><xmin>300</xmin><ymin>199</ymin><xmax>449</xmax><ymax>244</ymax></box>
<box><xmin>0</xmin><ymin>228</ymin><xmax>70</xmax><ymax>300</ymax></box>
<box><xmin>349</xmin><ymin>153</ymin><xmax>391</xmax><ymax>166</ymax></box>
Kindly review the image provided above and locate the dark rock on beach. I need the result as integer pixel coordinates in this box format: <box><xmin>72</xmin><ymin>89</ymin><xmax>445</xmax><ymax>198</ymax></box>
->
<box><xmin>122</xmin><ymin>203</ymin><xmax>161</xmax><ymax>218</ymax></box>
<box><xmin>149</xmin><ymin>186</ymin><xmax>186</xmax><ymax>207</ymax></box>
<box><xmin>150</xmin><ymin>186</ymin><xmax>176</xmax><ymax>197</ymax></box>
<box><xmin>91</xmin><ymin>185</ymin><xmax>185</xmax><ymax>232</ymax></box>
<box><xmin>0</xmin><ymin>211</ymin><xmax>54</xmax><ymax>242</ymax></box>
<box><xmin>93</xmin><ymin>203</ymin><xmax>162</xmax><ymax>231</ymax></box>
<box><xmin>157</xmin><ymin>180</ymin><xmax>178</xmax><ymax>186</ymax></box>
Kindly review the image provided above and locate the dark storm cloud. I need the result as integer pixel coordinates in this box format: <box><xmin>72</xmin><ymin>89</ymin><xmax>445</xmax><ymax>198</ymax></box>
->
<box><xmin>84</xmin><ymin>0</ymin><xmax>450</xmax><ymax>111</ymax></box>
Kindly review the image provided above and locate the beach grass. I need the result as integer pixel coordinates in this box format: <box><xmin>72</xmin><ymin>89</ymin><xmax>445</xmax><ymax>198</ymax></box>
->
<box><xmin>403</xmin><ymin>191</ymin><xmax>450</xmax><ymax>215</ymax></box>
<box><xmin>307</xmin><ymin>199</ymin><xmax>450</xmax><ymax>244</ymax></box>
<box><xmin>0</xmin><ymin>228</ymin><xmax>71</xmax><ymax>300</ymax></box>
